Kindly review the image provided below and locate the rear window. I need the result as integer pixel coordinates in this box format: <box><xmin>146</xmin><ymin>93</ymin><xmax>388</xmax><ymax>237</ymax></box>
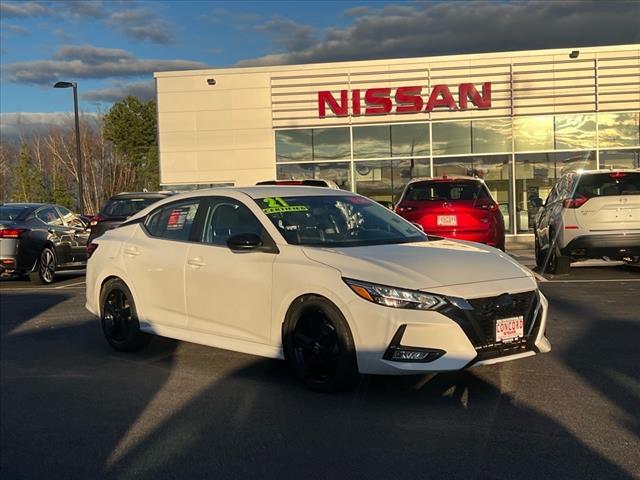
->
<box><xmin>574</xmin><ymin>172</ymin><xmax>640</xmax><ymax>198</ymax></box>
<box><xmin>102</xmin><ymin>197</ymin><xmax>163</xmax><ymax>217</ymax></box>
<box><xmin>0</xmin><ymin>206</ymin><xmax>30</xmax><ymax>221</ymax></box>
<box><xmin>403</xmin><ymin>181</ymin><xmax>490</xmax><ymax>202</ymax></box>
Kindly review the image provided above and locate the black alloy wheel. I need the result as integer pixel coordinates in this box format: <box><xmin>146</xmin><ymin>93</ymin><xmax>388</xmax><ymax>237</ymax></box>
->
<box><xmin>285</xmin><ymin>297</ymin><xmax>358</xmax><ymax>392</ymax></box>
<box><xmin>293</xmin><ymin>311</ymin><xmax>341</xmax><ymax>383</ymax></box>
<box><xmin>100</xmin><ymin>279</ymin><xmax>150</xmax><ymax>352</ymax></box>
<box><xmin>30</xmin><ymin>247</ymin><xmax>56</xmax><ymax>284</ymax></box>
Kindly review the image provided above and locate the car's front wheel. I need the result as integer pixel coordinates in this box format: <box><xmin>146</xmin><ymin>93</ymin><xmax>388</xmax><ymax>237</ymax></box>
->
<box><xmin>284</xmin><ymin>296</ymin><xmax>358</xmax><ymax>392</ymax></box>
<box><xmin>100</xmin><ymin>278</ymin><xmax>150</xmax><ymax>352</ymax></box>
<box><xmin>29</xmin><ymin>247</ymin><xmax>56</xmax><ymax>284</ymax></box>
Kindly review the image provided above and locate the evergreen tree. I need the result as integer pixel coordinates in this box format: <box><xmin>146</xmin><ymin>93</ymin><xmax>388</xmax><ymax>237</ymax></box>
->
<box><xmin>103</xmin><ymin>96</ymin><xmax>160</xmax><ymax>191</ymax></box>
<box><xmin>11</xmin><ymin>144</ymin><xmax>46</xmax><ymax>202</ymax></box>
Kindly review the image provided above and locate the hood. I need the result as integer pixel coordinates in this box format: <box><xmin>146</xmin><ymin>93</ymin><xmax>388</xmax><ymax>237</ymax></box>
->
<box><xmin>302</xmin><ymin>239</ymin><xmax>531</xmax><ymax>290</ymax></box>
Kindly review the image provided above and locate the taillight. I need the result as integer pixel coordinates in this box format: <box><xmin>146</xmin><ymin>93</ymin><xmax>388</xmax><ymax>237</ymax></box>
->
<box><xmin>87</xmin><ymin>243</ymin><xmax>99</xmax><ymax>259</ymax></box>
<box><xmin>90</xmin><ymin>214</ymin><xmax>105</xmax><ymax>226</ymax></box>
<box><xmin>0</xmin><ymin>228</ymin><xmax>27</xmax><ymax>238</ymax></box>
<box><xmin>563</xmin><ymin>197</ymin><xmax>589</xmax><ymax>209</ymax></box>
<box><xmin>476</xmin><ymin>202</ymin><xmax>498</xmax><ymax>211</ymax></box>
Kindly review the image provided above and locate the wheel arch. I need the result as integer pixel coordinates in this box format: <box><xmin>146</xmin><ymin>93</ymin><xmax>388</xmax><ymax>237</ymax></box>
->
<box><xmin>281</xmin><ymin>293</ymin><xmax>357</xmax><ymax>360</ymax></box>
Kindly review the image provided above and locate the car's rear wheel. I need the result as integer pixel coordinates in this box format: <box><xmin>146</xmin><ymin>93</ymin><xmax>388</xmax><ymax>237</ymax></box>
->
<box><xmin>534</xmin><ymin>234</ymin><xmax>544</xmax><ymax>269</ymax></box>
<box><xmin>284</xmin><ymin>296</ymin><xmax>358</xmax><ymax>392</ymax></box>
<box><xmin>545</xmin><ymin>231</ymin><xmax>571</xmax><ymax>274</ymax></box>
<box><xmin>100</xmin><ymin>278</ymin><xmax>150</xmax><ymax>352</ymax></box>
<box><xmin>29</xmin><ymin>247</ymin><xmax>56</xmax><ymax>284</ymax></box>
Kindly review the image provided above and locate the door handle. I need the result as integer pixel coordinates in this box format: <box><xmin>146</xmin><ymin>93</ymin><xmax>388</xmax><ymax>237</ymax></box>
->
<box><xmin>124</xmin><ymin>247</ymin><xmax>140</xmax><ymax>257</ymax></box>
<box><xmin>187</xmin><ymin>257</ymin><xmax>206</xmax><ymax>268</ymax></box>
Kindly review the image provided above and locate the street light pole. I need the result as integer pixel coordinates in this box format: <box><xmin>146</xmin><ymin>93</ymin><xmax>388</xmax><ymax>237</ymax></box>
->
<box><xmin>54</xmin><ymin>81</ymin><xmax>83</xmax><ymax>214</ymax></box>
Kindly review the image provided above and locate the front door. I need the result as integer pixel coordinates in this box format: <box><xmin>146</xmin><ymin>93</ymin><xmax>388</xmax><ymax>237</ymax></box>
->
<box><xmin>185</xmin><ymin>197</ymin><xmax>276</xmax><ymax>344</ymax></box>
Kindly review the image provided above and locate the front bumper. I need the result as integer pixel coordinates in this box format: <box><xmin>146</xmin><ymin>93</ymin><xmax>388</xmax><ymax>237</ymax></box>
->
<box><xmin>561</xmin><ymin>232</ymin><xmax>640</xmax><ymax>259</ymax></box>
<box><xmin>349</xmin><ymin>283</ymin><xmax>549</xmax><ymax>375</ymax></box>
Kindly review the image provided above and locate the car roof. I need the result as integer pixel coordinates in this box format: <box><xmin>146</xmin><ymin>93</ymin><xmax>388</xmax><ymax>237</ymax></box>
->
<box><xmin>573</xmin><ymin>168</ymin><xmax>640</xmax><ymax>175</ymax></box>
<box><xmin>110</xmin><ymin>192</ymin><xmax>173</xmax><ymax>199</ymax></box>
<box><xmin>407</xmin><ymin>175</ymin><xmax>483</xmax><ymax>184</ymax></box>
<box><xmin>238</xmin><ymin>186</ymin><xmax>354</xmax><ymax>198</ymax></box>
<box><xmin>1</xmin><ymin>203</ymin><xmax>46</xmax><ymax>207</ymax></box>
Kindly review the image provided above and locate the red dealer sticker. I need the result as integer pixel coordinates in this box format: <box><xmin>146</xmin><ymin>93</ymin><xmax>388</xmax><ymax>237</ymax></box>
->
<box><xmin>495</xmin><ymin>316</ymin><xmax>524</xmax><ymax>342</ymax></box>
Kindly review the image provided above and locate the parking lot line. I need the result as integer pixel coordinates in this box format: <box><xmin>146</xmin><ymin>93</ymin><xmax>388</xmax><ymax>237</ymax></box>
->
<box><xmin>54</xmin><ymin>281</ymin><xmax>86</xmax><ymax>289</ymax></box>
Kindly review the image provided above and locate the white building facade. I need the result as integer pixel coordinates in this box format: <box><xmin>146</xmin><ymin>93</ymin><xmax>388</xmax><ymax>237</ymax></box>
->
<box><xmin>154</xmin><ymin>44</ymin><xmax>640</xmax><ymax>236</ymax></box>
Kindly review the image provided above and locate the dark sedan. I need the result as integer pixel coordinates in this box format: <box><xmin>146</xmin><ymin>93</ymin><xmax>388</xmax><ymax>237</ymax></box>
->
<box><xmin>0</xmin><ymin>203</ymin><xmax>90</xmax><ymax>284</ymax></box>
<box><xmin>88</xmin><ymin>192</ymin><xmax>173</xmax><ymax>243</ymax></box>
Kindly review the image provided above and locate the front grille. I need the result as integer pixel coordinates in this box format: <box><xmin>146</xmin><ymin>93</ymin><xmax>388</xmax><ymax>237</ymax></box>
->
<box><xmin>439</xmin><ymin>290</ymin><xmax>541</xmax><ymax>363</ymax></box>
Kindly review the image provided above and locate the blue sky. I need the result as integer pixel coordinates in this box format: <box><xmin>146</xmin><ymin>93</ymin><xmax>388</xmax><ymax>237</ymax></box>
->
<box><xmin>1</xmin><ymin>0</ymin><xmax>639</xmax><ymax>119</ymax></box>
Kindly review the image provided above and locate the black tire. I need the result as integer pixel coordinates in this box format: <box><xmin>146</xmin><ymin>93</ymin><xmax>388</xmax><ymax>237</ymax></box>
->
<box><xmin>100</xmin><ymin>278</ymin><xmax>151</xmax><ymax>352</ymax></box>
<box><xmin>29</xmin><ymin>246</ymin><xmax>56</xmax><ymax>284</ymax></box>
<box><xmin>283</xmin><ymin>296</ymin><xmax>359</xmax><ymax>392</ymax></box>
<box><xmin>534</xmin><ymin>234</ymin><xmax>544</xmax><ymax>269</ymax></box>
<box><xmin>545</xmin><ymin>231</ymin><xmax>571</xmax><ymax>275</ymax></box>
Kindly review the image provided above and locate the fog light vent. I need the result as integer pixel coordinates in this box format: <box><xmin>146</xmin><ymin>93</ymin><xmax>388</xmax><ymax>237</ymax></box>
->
<box><xmin>383</xmin><ymin>325</ymin><xmax>446</xmax><ymax>363</ymax></box>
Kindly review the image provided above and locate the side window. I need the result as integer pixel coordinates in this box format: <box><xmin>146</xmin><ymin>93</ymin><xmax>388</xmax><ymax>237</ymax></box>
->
<box><xmin>36</xmin><ymin>207</ymin><xmax>64</xmax><ymax>226</ymax></box>
<box><xmin>200</xmin><ymin>198</ymin><xmax>266</xmax><ymax>246</ymax></box>
<box><xmin>143</xmin><ymin>199</ymin><xmax>201</xmax><ymax>241</ymax></box>
<box><xmin>56</xmin><ymin>206</ymin><xmax>78</xmax><ymax>226</ymax></box>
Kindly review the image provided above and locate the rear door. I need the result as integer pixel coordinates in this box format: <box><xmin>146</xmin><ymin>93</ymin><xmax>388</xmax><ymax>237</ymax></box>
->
<box><xmin>35</xmin><ymin>206</ymin><xmax>74</xmax><ymax>265</ymax></box>
<box><xmin>122</xmin><ymin>198</ymin><xmax>203</xmax><ymax>328</ymax></box>
<box><xmin>572</xmin><ymin>172</ymin><xmax>640</xmax><ymax>231</ymax></box>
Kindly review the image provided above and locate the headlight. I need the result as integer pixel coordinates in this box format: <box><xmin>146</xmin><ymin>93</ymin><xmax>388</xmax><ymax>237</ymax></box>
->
<box><xmin>344</xmin><ymin>278</ymin><xmax>446</xmax><ymax>310</ymax></box>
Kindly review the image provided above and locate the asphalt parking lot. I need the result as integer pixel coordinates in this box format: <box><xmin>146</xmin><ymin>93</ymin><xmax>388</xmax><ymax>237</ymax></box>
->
<box><xmin>1</xmin><ymin>255</ymin><xmax>639</xmax><ymax>479</ymax></box>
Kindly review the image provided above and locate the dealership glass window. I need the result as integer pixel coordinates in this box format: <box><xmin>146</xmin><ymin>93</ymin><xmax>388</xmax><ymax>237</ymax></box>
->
<box><xmin>391</xmin><ymin>123</ymin><xmax>430</xmax><ymax>157</ymax></box>
<box><xmin>599</xmin><ymin>149</ymin><xmax>640</xmax><ymax>169</ymax></box>
<box><xmin>471</xmin><ymin>119</ymin><xmax>511</xmax><ymax>154</ymax></box>
<box><xmin>276</xmin><ymin>162</ymin><xmax>351</xmax><ymax>190</ymax></box>
<box><xmin>353</xmin><ymin>125</ymin><xmax>391</xmax><ymax>158</ymax></box>
<box><xmin>354</xmin><ymin>159</ymin><xmax>430</xmax><ymax>204</ymax></box>
<box><xmin>513</xmin><ymin>116</ymin><xmax>554</xmax><ymax>152</ymax></box>
<box><xmin>313</xmin><ymin>127</ymin><xmax>351</xmax><ymax>160</ymax></box>
<box><xmin>514</xmin><ymin>151</ymin><xmax>596</xmax><ymax>233</ymax></box>
<box><xmin>598</xmin><ymin>112</ymin><xmax>640</xmax><ymax>148</ymax></box>
<box><xmin>432</xmin><ymin>121</ymin><xmax>471</xmax><ymax>155</ymax></box>
<box><xmin>276</xmin><ymin>130</ymin><xmax>312</xmax><ymax>162</ymax></box>
<box><xmin>433</xmin><ymin>155</ymin><xmax>512</xmax><ymax>231</ymax></box>
<box><xmin>554</xmin><ymin>114</ymin><xmax>596</xmax><ymax>150</ymax></box>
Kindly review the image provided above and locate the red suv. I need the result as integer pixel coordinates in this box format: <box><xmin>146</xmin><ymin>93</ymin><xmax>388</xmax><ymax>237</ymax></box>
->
<box><xmin>395</xmin><ymin>176</ymin><xmax>505</xmax><ymax>250</ymax></box>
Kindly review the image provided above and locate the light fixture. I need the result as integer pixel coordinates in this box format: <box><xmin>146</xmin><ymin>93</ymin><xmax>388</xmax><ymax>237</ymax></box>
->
<box><xmin>207</xmin><ymin>78</ymin><xmax>216</xmax><ymax>85</ymax></box>
<box><xmin>569</xmin><ymin>50</ymin><xmax>580</xmax><ymax>59</ymax></box>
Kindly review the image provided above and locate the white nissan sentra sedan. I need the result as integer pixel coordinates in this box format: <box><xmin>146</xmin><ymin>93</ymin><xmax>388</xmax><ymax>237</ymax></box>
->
<box><xmin>86</xmin><ymin>187</ymin><xmax>550</xmax><ymax>391</ymax></box>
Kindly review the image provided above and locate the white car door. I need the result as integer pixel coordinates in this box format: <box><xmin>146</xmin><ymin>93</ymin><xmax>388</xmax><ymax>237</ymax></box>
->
<box><xmin>122</xmin><ymin>198</ymin><xmax>203</xmax><ymax>328</ymax></box>
<box><xmin>185</xmin><ymin>197</ymin><xmax>276</xmax><ymax>344</ymax></box>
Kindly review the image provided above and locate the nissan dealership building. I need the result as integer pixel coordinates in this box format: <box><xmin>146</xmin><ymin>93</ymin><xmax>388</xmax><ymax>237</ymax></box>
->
<box><xmin>154</xmin><ymin>44</ymin><xmax>639</xmax><ymax>236</ymax></box>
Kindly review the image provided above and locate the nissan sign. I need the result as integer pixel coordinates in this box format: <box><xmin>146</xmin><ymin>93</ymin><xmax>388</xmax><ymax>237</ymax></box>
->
<box><xmin>318</xmin><ymin>82</ymin><xmax>491</xmax><ymax>118</ymax></box>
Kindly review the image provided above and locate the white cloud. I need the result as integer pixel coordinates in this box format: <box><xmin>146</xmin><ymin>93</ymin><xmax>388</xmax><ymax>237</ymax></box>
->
<box><xmin>82</xmin><ymin>80</ymin><xmax>156</xmax><ymax>103</ymax></box>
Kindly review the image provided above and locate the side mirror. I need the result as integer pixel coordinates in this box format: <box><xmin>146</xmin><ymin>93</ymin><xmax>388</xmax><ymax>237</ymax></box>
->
<box><xmin>226</xmin><ymin>233</ymin><xmax>263</xmax><ymax>251</ymax></box>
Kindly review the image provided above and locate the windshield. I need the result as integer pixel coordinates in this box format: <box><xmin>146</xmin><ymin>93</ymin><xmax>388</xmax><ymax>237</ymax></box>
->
<box><xmin>102</xmin><ymin>198</ymin><xmax>162</xmax><ymax>217</ymax></box>
<box><xmin>574</xmin><ymin>172</ymin><xmax>640</xmax><ymax>198</ymax></box>
<box><xmin>256</xmin><ymin>195</ymin><xmax>428</xmax><ymax>247</ymax></box>
<box><xmin>0</xmin><ymin>206</ymin><xmax>31</xmax><ymax>221</ymax></box>
<box><xmin>404</xmin><ymin>181</ymin><xmax>490</xmax><ymax>202</ymax></box>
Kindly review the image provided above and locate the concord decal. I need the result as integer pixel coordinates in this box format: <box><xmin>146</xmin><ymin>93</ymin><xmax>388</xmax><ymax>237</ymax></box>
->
<box><xmin>318</xmin><ymin>82</ymin><xmax>492</xmax><ymax>118</ymax></box>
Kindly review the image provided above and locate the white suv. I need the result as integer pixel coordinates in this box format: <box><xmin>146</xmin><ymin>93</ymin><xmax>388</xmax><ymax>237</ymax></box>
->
<box><xmin>533</xmin><ymin>169</ymin><xmax>640</xmax><ymax>273</ymax></box>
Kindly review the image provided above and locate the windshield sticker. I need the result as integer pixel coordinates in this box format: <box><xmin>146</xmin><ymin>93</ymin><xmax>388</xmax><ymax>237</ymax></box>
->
<box><xmin>261</xmin><ymin>197</ymin><xmax>309</xmax><ymax>214</ymax></box>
